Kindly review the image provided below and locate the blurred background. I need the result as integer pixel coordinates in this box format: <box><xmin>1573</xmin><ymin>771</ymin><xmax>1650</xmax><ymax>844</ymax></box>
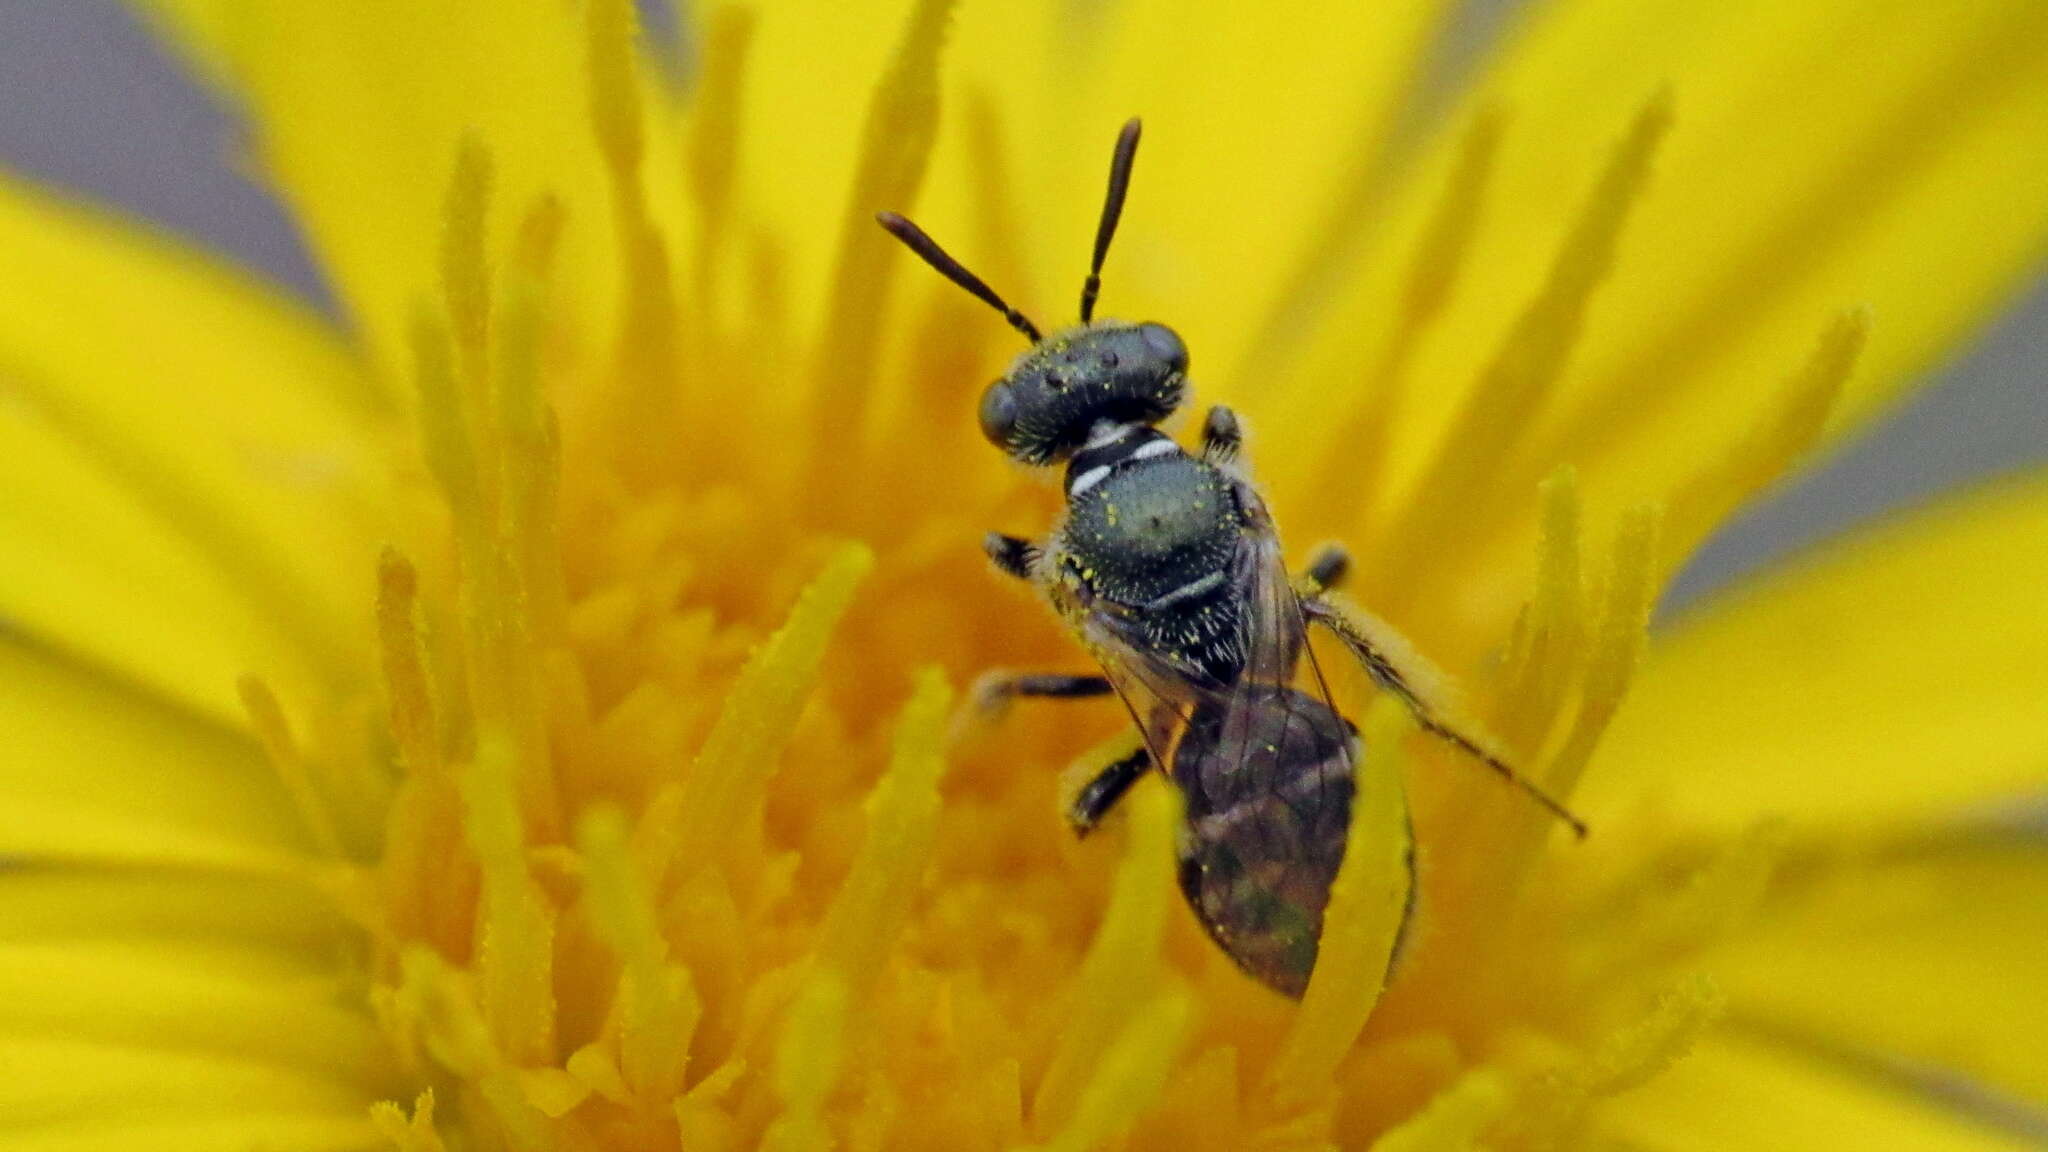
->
<box><xmin>3</xmin><ymin>1</ymin><xmax>2041</xmax><ymax>612</ymax></box>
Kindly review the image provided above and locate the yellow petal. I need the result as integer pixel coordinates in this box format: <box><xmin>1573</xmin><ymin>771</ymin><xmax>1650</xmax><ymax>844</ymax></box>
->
<box><xmin>0</xmin><ymin>868</ymin><xmax>342</xmax><ymax>955</ymax></box>
<box><xmin>0</xmin><ymin>1114</ymin><xmax>377</xmax><ymax>1152</ymax></box>
<box><xmin>0</xmin><ymin>175</ymin><xmax>386</xmax><ymax>723</ymax></box>
<box><xmin>1712</xmin><ymin>841</ymin><xmax>2048</xmax><ymax>1108</ymax></box>
<box><xmin>859</xmin><ymin>0</ymin><xmax>1450</xmax><ymax>384</ymax></box>
<box><xmin>1279</xmin><ymin>1</ymin><xmax>2048</xmax><ymax>615</ymax></box>
<box><xmin>0</xmin><ymin>635</ymin><xmax>305</xmax><ymax>867</ymax></box>
<box><xmin>0</xmin><ymin>1038</ymin><xmax>370</xmax><ymax>1131</ymax></box>
<box><xmin>0</xmin><ymin>942</ymin><xmax>394</xmax><ymax>1095</ymax></box>
<box><xmin>1584</xmin><ymin>470</ymin><xmax>2048</xmax><ymax>833</ymax></box>
<box><xmin>1594</xmin><ymin>1030</ymin><xmax>2041</xmax><ymax>1152</ymax></box>
<box><xmin>1033</xmin><ymin>782</ymin><xmax>1178</xmax><ymax>1138</ymax></box>
<box><xmin>127</xmin><ymin>0</ymin><xmax>638</xmax><ymax>376</ymax></box>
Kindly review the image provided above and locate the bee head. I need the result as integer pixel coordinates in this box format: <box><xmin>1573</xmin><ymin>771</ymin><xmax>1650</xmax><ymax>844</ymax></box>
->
<box><xmin>978</xmin><ymin>322</ymin><xmax>1188</xmax><ymax>463</ymax></box>
<box><xmin>879</xmin><ymin>117</ymin><xmax>1171</xmax><ymax>465</ymax></box>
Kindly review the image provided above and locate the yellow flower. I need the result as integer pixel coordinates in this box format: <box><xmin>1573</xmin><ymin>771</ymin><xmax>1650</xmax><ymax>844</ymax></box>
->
<box><xmin>5</xmin><ymin>0</ymin><xmax>2046</xmax><ymax>1149</ymax></box>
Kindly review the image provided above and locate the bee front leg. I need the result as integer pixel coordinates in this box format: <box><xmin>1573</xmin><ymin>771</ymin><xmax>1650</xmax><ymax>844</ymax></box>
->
<box><xmin>972</xmin><ymin>671</ymin><xmax>1114</xmax><ymax>708</ymax></box>
<box><xmin>1301</xmin><ymin>593</ymin><xmax>1589</xmax><ymax>839</ymax></box>
<box><xmin>1067</xmin><ymin>745</ymin><xmax>1152</xmax><ymax>836</ymax></box>
<box><xmin>958</xmin><ymin>669</ymin><xmax>1115</xmax><ymax>736</ymax></box>
<box><xmin>1200</xmin><ymin>405</ymin><xmax>1244</xmax><ymax>464</ymax></box>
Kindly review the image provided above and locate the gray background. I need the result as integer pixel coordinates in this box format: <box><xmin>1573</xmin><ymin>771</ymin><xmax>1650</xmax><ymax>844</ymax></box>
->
<box><xmin>2</xmin><ymin>1</ymin><xmax>2042</xmax><ymax>613</ymax></box>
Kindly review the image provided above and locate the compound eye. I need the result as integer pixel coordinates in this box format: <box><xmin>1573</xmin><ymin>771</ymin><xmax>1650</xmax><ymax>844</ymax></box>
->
<box><xmin>1138</xmin><ymin>323</ymin><xmax>1188</xmax><ymax>373</ymax></box>
<box><xmin>978</xmin><ymin>381</ymin><xmax>1020</xmax><ymax>447</ymax></box>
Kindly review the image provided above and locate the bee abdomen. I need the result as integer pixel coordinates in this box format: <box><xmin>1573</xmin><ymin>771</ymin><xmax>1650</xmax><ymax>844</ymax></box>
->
<box><xmin>1171</xmin><ymin>690</ymin><xmax>1359</xmax><ymax>998</ymax></box>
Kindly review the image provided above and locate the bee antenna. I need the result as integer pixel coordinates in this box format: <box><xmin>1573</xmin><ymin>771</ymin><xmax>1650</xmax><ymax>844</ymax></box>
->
<box><xmin>876</xmin><ymin>211</ymin><xmax>1043</xmax><ymax>343</ymax></box>
<box><xmin>1080</xmin><ymin>117</ymin><xmax>1142</xmax><ymax>324</ymax></box>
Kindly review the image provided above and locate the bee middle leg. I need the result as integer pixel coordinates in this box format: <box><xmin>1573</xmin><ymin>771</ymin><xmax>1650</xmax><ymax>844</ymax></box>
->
<box><xmin>1299</xmin><ymin>543</ymin><xmax>1350</xmax><ymax>595</ymax></box>
<box><xmin>1067</xmin><ymin>745</ymin><xmax>1152</xmax><ymax>836</ymax></box>
<box><xmin>1301</xmin><ymin>593</ymin><xmax>1589</xmax><ymax>839</ymax></box>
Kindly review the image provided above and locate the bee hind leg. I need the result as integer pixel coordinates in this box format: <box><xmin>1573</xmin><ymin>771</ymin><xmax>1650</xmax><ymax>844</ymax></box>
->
<box><xmin>1300</xmin><ymin>593</ymin><xmax>1589</xmax><ymax>839</ymax></box>
<box><xmin>1066</xmin><ymin>745</ymin><xmax>1152</xmax><ymax>836</ymax></box>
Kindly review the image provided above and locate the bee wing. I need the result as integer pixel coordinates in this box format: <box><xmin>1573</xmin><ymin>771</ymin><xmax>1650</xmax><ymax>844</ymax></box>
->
<box><xmin>1218</xmin><ymin>482</ymin><xmax>1340</xmax><ymax>785</ymax></box>
<box><xmin>1185</xmin><ymin>488</ymin><xmax>1367</xmax><ymax>995</ymax></box>
<box><xmin>1075</xmin><ymin>615</ymin><xmax>1203</xmax><ymax>775</ymax></box>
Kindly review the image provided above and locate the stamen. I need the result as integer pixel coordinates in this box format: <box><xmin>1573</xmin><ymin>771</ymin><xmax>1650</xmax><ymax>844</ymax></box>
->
<box><xmin>1507</xmin><ymin>974</ymin><xmax>1725</xmax><ymax>1142</ymax></box>
<box><xmin>416</xmin><ymin>284</ymin><xmax>560</xmax><ymax>838</ymax></box>
<box><xmin>764</xmin><ymin>968</ymin><xmax>849</xmax><ymax>1152</ymax></box>
<box><xmin>1498</xmin><ymin>466</ymin><xmax>1585</xmax><ymax>755</ymax></box>
<box><xmin>814</xmin><ymin>667</ymin><xmax>953</xmax><ymax>995</ymax></box>
<box><xmin>1498</xmin><ymin>503</ymin><xmax>1660</xmax><ymax>878</ymax></box>
<box><xmin>1667</xmin><ymin>310</ymin><xmax>1866</xmax><ymax>562</ymax></box>
<box><xmin>377</xmin><ymin>548</ymin><xmax>440</xmax><ymax>776</ymax></box>
<box><xmin>237</xmin><ymin>674</ymin><xmax>344</xmax><ymax>857</ymax></box>
<box><xmin>807</xmin><ymin>0</ymin><xmax>958</xmax><ymax>479</ymax></box>
<box><xmin>441</xmin><ymin>136</ymin><xmax>499</xmax><ymax>507</ymax></box>
<box><xmin>1367</xmin><ymin>1068</ymin><xmax>1511</xmax><ymax>1149</ymax></box>
<box><xmin>1237</xmin><ymin>0</ymin><xmax>1463</xmax><ymax>388</ymax></box>
<box><xmin>1267</xmin><ymin>697</ymin><xmax>1415</xmax><ymax>1104</ymax></box>
<box><xmin>1378</xmin><ymin>92</ymin><xmax>1672</xmax><ymax>591</ymax></box>
<box><xmin>637</xmin><ymin>543</ymin><xmax>875</xmax><ymax>891</ymax></box>
<box><xmin>460</xmin><ymin>728</ymin><xmax>558</xmax><ymax>1065</ymax></box>
<box><xmin>494</xmin><ymin>196</ymin><xmax>571</xmax><ymax>643</ymax></box>
<box><xmin>579</xmin><ymin>805</ymin><xmax>699</xmax><ymax>1100</ymax></box>
<box><xmin>1316</xmin><ymin>106</ymin><xmax>1503</xmax><ymax>537</ymax></box>
<box><xmin>588</xmin><ymin>0</ymin><xmax>682</xmax><ymax>467</ymax></box>
<box><xmin>370</xmin><ymin>1090</ymin><xmax>449</xmax><ymax>1152</ymax></box>
<box><xmin>1040</xmin><ymin>986</ymin><xmax>1193</xmax><ymax>1152</ymax></box>
<box><xmin>1546</xmin><ymin>503</ymin><xmax>1660</xmax><ymax>802</ymax></box>
<box><xmin>410</xmin><ymin>311</ymin><xmax>484</xmax><ymax>541</ymax></box>
<box><xmin>1032</xmin><ymin>783</ymin><xmax>1177</xmax><ymax>1137</ymax></box>
<box><xmin>686</xmin><ymin>5</ymin><xmax>757</xmax><ymax>303</ymax></box>
<box><xmin>395</xmin><ymin>948</ymin><xmax>551</xmax><ymax>1143</ymax></box>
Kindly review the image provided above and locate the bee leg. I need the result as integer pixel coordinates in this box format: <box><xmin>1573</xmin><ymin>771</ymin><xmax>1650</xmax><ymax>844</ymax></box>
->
<box><xmin>1299</xmin><ymin>543</ymin><xmax>1350</xmax><ymax>595</ymax></box>
<box><xmin>1067</xmin><ymin>745</ymin><xmax>1153</xmax><ymax>836</ymax></box>
<box><xmin>961</xmin><ymin>670</ymin><xmax>1114</xmax><ymax>734</ymax></box>
<box><xmin>1301</xmin><ymin>594</ymin><xmax>1590</xmax><ymax>839</ymax></box>
<box><xmin>1200</xmin><ymin>405</ymin><xmax>1243</xmax><ymax>463</ymax></box>
<box><xmin>975</xmin><ymin>671</ymin><xmax>1114</xmax><ymax>708</ymax></box>
<box><xmin>984</xmin><ymin>532</ymin><xmax>1039</xmax><ymax>580</ymax></box>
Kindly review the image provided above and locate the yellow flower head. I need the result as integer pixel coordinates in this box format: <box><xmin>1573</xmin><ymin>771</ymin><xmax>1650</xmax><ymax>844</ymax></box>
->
<box><xmin>5</xmin><ymin>2</ymin><xmax>2048</xmax><ymax>1150</ymax></box>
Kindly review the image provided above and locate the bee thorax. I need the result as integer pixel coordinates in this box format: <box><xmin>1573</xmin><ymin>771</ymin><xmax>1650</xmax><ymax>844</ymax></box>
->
<box><xmin>1063</xmin><ymin>454</ymin><xmax>1239</xmax><ymax>605</ymax></box>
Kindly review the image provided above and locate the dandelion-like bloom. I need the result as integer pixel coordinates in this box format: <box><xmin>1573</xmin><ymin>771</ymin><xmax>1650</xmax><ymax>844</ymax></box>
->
<box><xmin>7</xmin><ymin>1</ymin><xmax>2048</xmax><ymax>1148</ymax></box>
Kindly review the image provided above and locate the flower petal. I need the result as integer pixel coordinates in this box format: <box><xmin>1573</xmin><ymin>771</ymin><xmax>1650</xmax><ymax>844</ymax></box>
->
<box><xmin>0</xmin><ymin>941</ymin><xmax>394</xmax><ymax>1094</ymax></box>
<box><xmin>0</xmin><ymin>1114</ymin><xmax>378</xmax><ymax>1152</ymax></box>
<box><xmin>1278</xmin><ymin>0</ymin><xmax>2048</xmax><ymax>605</ymax></box>
<box><xmin>0</xmin><ymin>1039</ymin><xmax>373</xmax><ymax>1140</ymax></box>
<box><xmin>1712</xmin><ymin>839</ymin><xmax>2048</xmax><ymax>1109</ymax></box>
<box><xmin>1584</xmin><ymin>470</ymin><xmax>2048</xmax><ymax>833</ymax></box>
<box><xmin>0</xmin><ymin>175</ymin><xmax>387</xmax><ymax>723</ymax></box>
<box><xmin>0</xmin><ymin>867</ymin><xmax>344</xmax><ymax>955</ymax></box>
<box><xmin>797</xmin><ymin>0</ymin><xmax>1450</xmax><ymax>401</ymax></box>
<box><xmin>0</xmin><ymin>865</ymin><xmax>391</xmax><ymax>1143</ymax></box>
<box><xmin>0</xmin><ymin>635</ymin><xmax>306</xmax><ymax>867</ymax></box>
<box><xmin>127</xmin><ymin>0</ymin><xmax>635</xmax><ymax>375</ymax></box>
<box><xmin>1593</xmin><ymin>1030</ymin><xmax>2042</xmax><ymax>1151</ymax></box>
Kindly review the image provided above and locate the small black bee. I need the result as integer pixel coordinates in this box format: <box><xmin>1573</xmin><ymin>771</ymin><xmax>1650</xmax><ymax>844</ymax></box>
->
<box><xmin>879</xmin><ymin>118</ymin><xmax>1584</xmax><ymax>997</ymax></box>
